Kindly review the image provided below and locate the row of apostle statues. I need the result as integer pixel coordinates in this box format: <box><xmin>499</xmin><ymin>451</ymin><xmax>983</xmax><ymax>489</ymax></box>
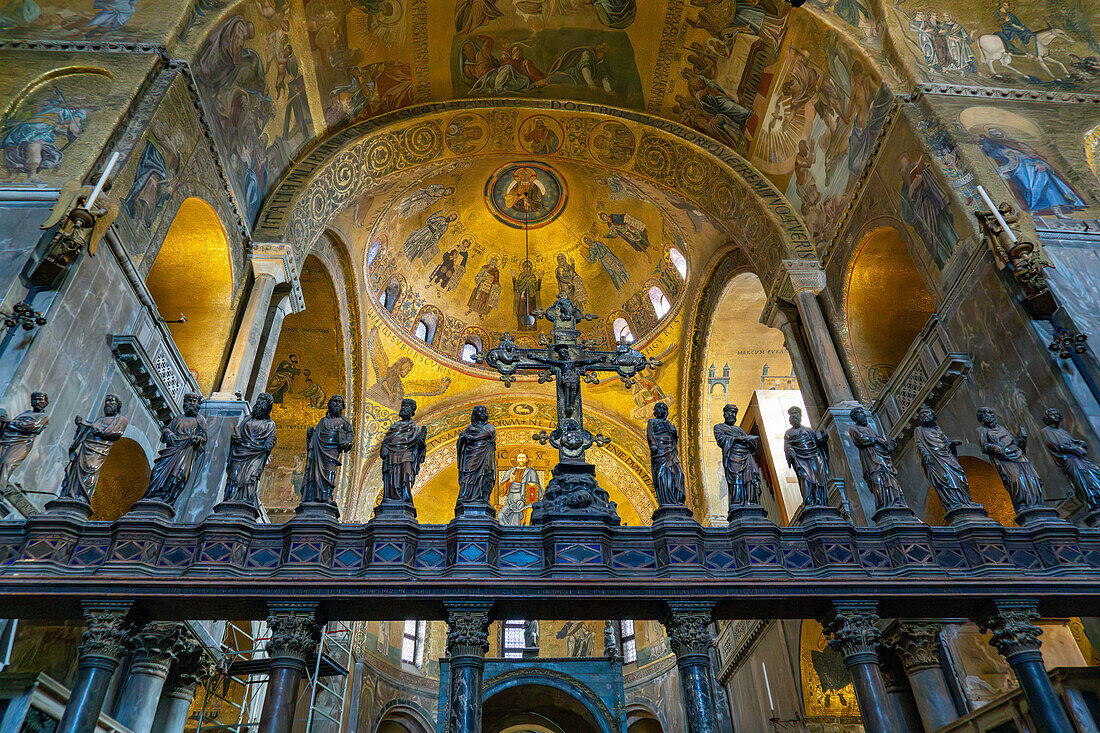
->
<box><xmin>0</xmin><ymin>386</ymin><xmax>1098</xmax><ymax>524</ymax></box>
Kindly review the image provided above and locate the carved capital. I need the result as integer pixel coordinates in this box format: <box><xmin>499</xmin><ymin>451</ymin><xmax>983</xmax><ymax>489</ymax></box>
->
<box><xmin>251</xmin><ymin>242</ymin><xmax>305</xmax><ymax>312</ymax></box>
<box><xmin>165</xmin><ymin>641</ymin><xmax>218</xmax><ymax>694</ymax></box>
<box><xmin>877</xmin><ymin>646</ymin><xmax>908</xmax><ymax>692</ymax></box>
<box><xmin>129</xmin><ymin>621</ymin><xmax>186</xmax><ymax>669</ymax></box>
<box><xmin>782</xmin><ymin>259</ymin><xmax>827</xmax><ymax>294</ymax></box>
<box><xmin>884</xmin><ymin>622</ymin><xmax>943</xmax><ymax>673</ymax></box>
<box><xmin>821</xmin><ymin>602</ymin><xmax>881</xmax><ymax>665</ymax></box>
<box><xmin>978</xmin><ymin>600</ymin><xmax>1043</xmax><ymax>665</ymax></box>
<box><xmin>663</xmin><ymin>604</ymin><xmax>714</xmax><ymax>659</ymax></box>
<box><xmin>78</xmin><ymin>606</ymin><xmax>131</xmax><ymax>662</ymax></box>
<box><xmin>266</xmin><ymin>612</ymin><xmax>322</xmax><ymax>663</ymax></box>
<box><xmin>445</xmin><ymin>606</ymin><xmax>491</xmax><ymax>657</ymax></box>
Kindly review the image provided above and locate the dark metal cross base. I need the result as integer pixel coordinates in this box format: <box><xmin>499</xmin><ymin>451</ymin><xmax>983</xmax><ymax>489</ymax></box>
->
<box><xmin>530</xmin><ymin>462</ymin><xmax>621</xmax><ymax>526</ymax></box>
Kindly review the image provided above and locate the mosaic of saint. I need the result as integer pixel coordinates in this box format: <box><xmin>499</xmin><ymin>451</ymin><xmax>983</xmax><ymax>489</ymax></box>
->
<box><xmin>485</xmin><ymin>161</ymin><xmax>567</xmax><ymax>228</ymax></box>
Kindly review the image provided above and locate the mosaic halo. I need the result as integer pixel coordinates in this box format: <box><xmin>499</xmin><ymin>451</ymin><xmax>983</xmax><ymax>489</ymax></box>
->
<box><xmin>484</xmin><ymin>160</ymin><xmax>568</xmax><ymax>229</ymax></box>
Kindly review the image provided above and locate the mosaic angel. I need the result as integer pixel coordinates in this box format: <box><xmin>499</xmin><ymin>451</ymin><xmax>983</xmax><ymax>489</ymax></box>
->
<box><xmin>365</xmin><ymin>327</ymin><xmax>451</xmax><ymax>412</ymax></box>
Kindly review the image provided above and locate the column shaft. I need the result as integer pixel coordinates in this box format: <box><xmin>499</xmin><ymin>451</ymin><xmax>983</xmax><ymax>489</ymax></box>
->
<box><xmin>113</xmin><ymin>622</ymin><xmax>184</xmax><ymax>733</ymax></box>
<box><xmin>445</xmin><ymin>605</ymin><xmax>492</xmax><ymax>733</ymax></box>
<box><xmin>152</xmin><ymin>641</ymin><xmax>210</xmax><ymax>733</ymax></box>
<box><xmin>257</xmin><ymin>608</ymin><xmax>322</xmax><ymax>733</ymax></box>
<box><xmin>820</xmin><ymin>602</ymin><xmax>892</xmax><ymax>733</ymax></box>
<box><xmin>151</xmin><ymin>684</ymin><xmax>197</xmax><ymax>733</ymax></box>
<box><xmin>57</xmin><ymin>604</ymin><xmax>131</xmax><ymax>733</ymax></box>
<box><xmin>979</xmin><ymin>601</ymin><xmax>1074</xmax><ymax>733</ymax></box>
<box><xmin>663</xmin><ymin>604</ymin><xmax>721</xmax><ymax>733</ymax></box>
<box><xmin>221</xmin><ymin>273</ymin><xmax>278</xmax><ymax>396</ymax></box>
<box><xmin>772</xmin><ymin>312</ymin><xmax>823</xmax><ymax>424</ymax></box>
<box><xmin>250</xmin><ymin>295</ymin><xmax>292</xmax><ymax>402</ymax></box>
<box><xmin>885</xmin><ymin>622</ymin><xmax>960</xmax><ymax>732</ymax></box>
<box><xmin>793</xmin><ymin>290</ymin><xmax>854</xmax><ymax>404</ymax></box>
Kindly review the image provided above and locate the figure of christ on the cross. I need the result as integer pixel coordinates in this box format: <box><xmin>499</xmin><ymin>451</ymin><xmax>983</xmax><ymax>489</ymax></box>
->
<box><xmin>477</xmin><ymin>295</ymin><xmax>661</xmax><ymax>524</ymax></box>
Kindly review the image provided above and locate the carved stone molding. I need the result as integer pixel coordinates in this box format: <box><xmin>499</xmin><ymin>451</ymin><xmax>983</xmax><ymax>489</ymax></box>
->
<box><xmin>663</xmin><ymin>603</ymin><xmax>714</xmax><ymax>660</ymax></box>
<box><xmin>251</xmin><ymin>243</ymin><xmax>305</xmax><ymax>312</ymax></box>
<box><xmin>0</xmin><ymin>39</ymin><xmax>165</xmax><ymax>54</ymax></box>
<box><xmin>78</xmin><ymin>605</ymin><xmax>131</xmax><ymax>662</ymax></box>
<box><xmin>977</xmin><ymin>600</ymin><xmax>1043</xmax><ymax>665</ymax></box>
<box><xmin>884</xmin><ymin>622</ymin><xmax>943</xmax><ymax>673</ymax></box>
<box><xmin>266</xmin><ymin>612</ymin><xmax>323</xmax><ymax>663</ymax></box>
<box><xmin>445</xmin><ymin>606</ymin><xmax>491</xmax><ymax>657</ymax></box>
<box><xmin>129</xmin><ymin>621</ymin><xmax>186</xmax><ymax>670</ymax></box>
<box><xmin>781</xmin><ymin>259</ymin><xmax>827</xmax><ymax>295</ymax></box>
<box><xmin>918</xmin><ymin>82</ymin><xmax>1100</xmax><ymax>104</ymax></box>
<box><xmin>821</xmin><ymin>601</ymin><xmax>881</xmax><ymax>666</ymax></box>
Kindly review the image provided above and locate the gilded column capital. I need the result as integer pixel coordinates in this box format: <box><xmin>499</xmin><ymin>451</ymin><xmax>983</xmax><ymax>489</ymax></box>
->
<box><xmin>978</xmin><ymin>600</ymin><xmax>1043</xmax><ymax>665</ymax></box>
<box><xmin>266</xmin><ymin>611</ymin><xmax>323</xmax><ymax>664</ymax></box>
<box><xmin>821</xmin><ymin>601</ymin><xmax>881</xmax><ymax>666</ymax></box>
<box><xmin>445</xmin><ymin>605</ymin><xmax>491</xmax><ymax>658</ymax></box>
<box><xmin>884</xmin><ymin>621</ymin><xmax>943</xmax><ymax>673</ymax></box>
<box><xmin>662</xmin><ymin>603</ymin><xmax>714</xmax><ymax>660</ymax></box>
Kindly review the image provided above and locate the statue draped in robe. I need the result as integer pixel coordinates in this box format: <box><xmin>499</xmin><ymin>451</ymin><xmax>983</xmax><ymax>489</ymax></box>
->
<box><xmin>58</xmin><ymin>394</ymin><xmax>128</xmax><ymax>503</ymax></box>
<box><xmin>144</xmin><ymin>393</ymin><xmax>207</xmax><ymax>505</ymax></box>
<box><xmin>646</xmin><ymin>402</ymin><xmax>685</xmax><ymax>506</ymax></box>
<box><xmin>456</xmin><ymin>406</ymin><xmax>496</xmax><ymax>511</ymax></box>
<box><xmin>300</xmin><ymin>395</ymin><xmax>354</xmax><ymax>504</ymax></box>
<box><xmin>380</xmin><ymin>398</ymin><xmax>427</xmax><ymax>505</ymax></box>
<box><xmin>783</xmin><ymin>406</ymin><xmax>829</xmax><ymax>507</ymax></box>
<box><xmin>713</xmin><ymin>404</ymin><xmax>762</xmax><ymax>507</ymax></box>
<box><xmin>848</xmin><ymin>407</ymin><xmax>906</xmax><ymax>510</ymax></box>
<box><xmin>224</xmin><ymin>393</ymin><xmax>277</xmax><ymax>505</ymax></box>
<box><xmin>1041</xmin><ymin>408</ymin><xmax>1100</xmax><ymax>512</ymax></box>
<box><xmin>914</xmin><ymin>406</ymin><xmax>979</xmax><ymax>511</ymax></box>
<box><xmin>976</xmin><ymin>407</ymin><xmax>1043</xmax><ymax>512</ymax></box>
<box><xmin>0</xmin><ymin>391</ymin><xmax>49</xmax><ymax>491</ymax></box>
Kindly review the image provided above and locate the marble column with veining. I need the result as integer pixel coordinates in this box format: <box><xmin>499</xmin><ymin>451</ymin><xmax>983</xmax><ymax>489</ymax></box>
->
<box><xmin>445</xmin><ymin>604</ymin><xmax>492</xmax><ymax>733</ymax></box>
<box><xmin>57</xmin><ymin>603</ymin><xmax>131</xmax><ymax>733</ymax></box>
<box><xmin>885</xmin><ymin>621</ymin><xmax>960</xmax><ymax>732</ymax></box>
<box><xmin>257</xmin><ymin>606</ymin><xmax>322</xmax><ymax>733</ymax></box>
<box><xmin>663</xmin><ymin>603</ymin><xmax>720</xmax><ymax>733</ymax></box>
<box><xmin>113</xmin><ymin>622</ymin><xmax>185</xmax><ymax>733</ymax></box>
<box><xmin>978</xmin><ymin>601</ymin><xmax>1075</xmax><ymax>733</ymax></box>
<box><xmin>820</xmin><ymin>601</ymin><xmax>893</xmax><ymax>733</ymax></box>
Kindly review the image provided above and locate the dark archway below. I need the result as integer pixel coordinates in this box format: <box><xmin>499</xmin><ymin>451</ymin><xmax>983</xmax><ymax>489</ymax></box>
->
<box><xmin>484</xmin><ymin>683</ymin><xmax>602</xmax><ymax>733</ymax></box>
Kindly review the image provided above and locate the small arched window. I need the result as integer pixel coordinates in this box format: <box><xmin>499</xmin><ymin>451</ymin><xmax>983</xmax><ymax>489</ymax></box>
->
<box><xmin>669</xmin><ymin>248</ymin><xmax>687</xmax><ymax>278</ymax></box>
<box><xmin>613</xmin><ymin>317</ymin><xmax>634</xmax><ymax>344</ymax></box>
<box><xmin>381</xmin><ymin>280</ymin><xmax>400</xmax><ymax>313</ymax></box>
<box><xmin>415</xmin><ymin>320</ymin><xmax>430</xmax><ymax>343</ymax></box>
<box><xmin>460</xmin><ymin>335</ymin><xmax>482</xmax><ymax>364</ymax></box>
<box><xmin>649</xmin><ymin>286</ymin><xmax>671</xmax><ymax>318</ymax></box>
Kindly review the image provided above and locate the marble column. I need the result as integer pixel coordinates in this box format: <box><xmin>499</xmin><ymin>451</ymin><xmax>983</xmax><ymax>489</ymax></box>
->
<box><xmin>978</xmin><ymin>601</ymin><xmax>1074</xmax><ymax>733</ymax></box>
<box><xmin>250</xmin><ymin>294</ymin><xmax>294</xmax><ymax>403</ymax></box>
<box><xmin>258</xmin><ymin>606</ymin><xmax>322</xmax><ymax>733</ymax></box>
<box><xmin>885</xmin><ymin>622</ymin><xmax>959</xmax><ymax>732</ymax></box>
<box><xmin>782</xmin><ymin>260</ymin><xmax>854</xmax><ymax>405</ymax></box>
<box><xmin>113</xmin><ymin>622</ymin><xmax>185</xmax><ymax>733</ymax></box>
<box><xmin>766</xmin><ymin>303</ymin><xmax>825</xmax><ymax>425</ymax></box>
<box><xmin>445</xmin><ymin>604</ymin><xmax>492</xmax><ymax>733</ymax></box>
<box><xmin>820</xmin><ymin>601</ymin><xmax>892</xmax><ymax>733</ymax></box>
<box><xmin>218</xmin><ymin>244</ymin><xmax>298</xmax><ymax>398</ymax></box>
<box><xmin>663</xmin><ymin>603</ymin><xmax>719</xmax><ymax>733</ymax></box>
<box><xmin>151</xmin><ymin>641</ymin><xmax>213</xmax><ymax>733</ymax></box>
<box><xmin>57</xmin><ymin>603</ymin><xmax>131</xmax><ymax>733</ymax></box>
<box><xmin>878</xmin><ymin>647</ymin><xmax>922</xmax><ymax>733</ymax></box>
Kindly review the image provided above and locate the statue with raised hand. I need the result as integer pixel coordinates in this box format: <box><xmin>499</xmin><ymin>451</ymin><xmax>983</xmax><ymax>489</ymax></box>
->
<box><xmin>58</xmin><ymin>394</ymin><xmax>128</xmax><ymax>504</ymax></box>
<box><xmin>0</xmin><ymin>391</ymin><xmax>49</xmax><ymax>492</ymax></box>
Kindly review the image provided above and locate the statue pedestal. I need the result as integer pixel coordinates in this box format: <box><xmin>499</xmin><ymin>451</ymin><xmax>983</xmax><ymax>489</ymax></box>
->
<box><xmin>652</xmin><ymin>503</ymin><xmax>694</xmax><ymax>523</ymax></box>
<box><xmin>124</xmin><ymin>499</ymin><xmax>176</xmax><ymax>522</ymax></box>
<box><xmin>1014</xmin><ymin>505</ymin><xmax>1068</xmax><ymax>526</ymax></box>
<box><xmin>871</xmin><ymin>504</ymin><xmax>922</xmax><ymax>527</ymax></box>
<box><xmin>447</xmin><ymin>514</ymin><xmax>500</xmax><ymax>571</ymax></box>
<box><xmin>796</xmin><ymin>504</ymin><xmax>847</xmax><ymax>526</ymax></box>
<box><xmin>43</xmin><ymin>497</ymin><xmax>93</xmax><ymax>521</ymax></box>
<box><xmin>1084</xmin><ymin>508</ymin><xmax>1100</xmax><ymax>528</ymax></box>
<box><xmin>455</xmin><ymin>501</ymin><xmax>495</xmax><ymax>519</ymax></box>
<box><xmin>521</xmin><ymin>646</ymin><xmax>539</xmax><ymax>659</ymax></box>
<box><xmin>944</xmin><ymin>504</ymin><xmax>996</xmax><ymax>526</ymax></box>
<box><xmin>373</xmin><ymin>498</ymin><xmax>416</xmax><ymax>519</ymax></box>
<box><xmin>725</xmin><ymin>504</ymin><xmax>771</xmax><ymax>526</ymax></box>
<box><xmin>210</xmin><ymin>500</ymin><xmax>260</xmax><ymax>522</ymax></box>
<box><xmin>296</xmin><ymin>501</ymin><xmax>340</xmax><ymax>521</ymax></box>
<box><xmin>531</xmin><ymin>461</ymin><xmax>620</xmax><ymax>526</ymax></box>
